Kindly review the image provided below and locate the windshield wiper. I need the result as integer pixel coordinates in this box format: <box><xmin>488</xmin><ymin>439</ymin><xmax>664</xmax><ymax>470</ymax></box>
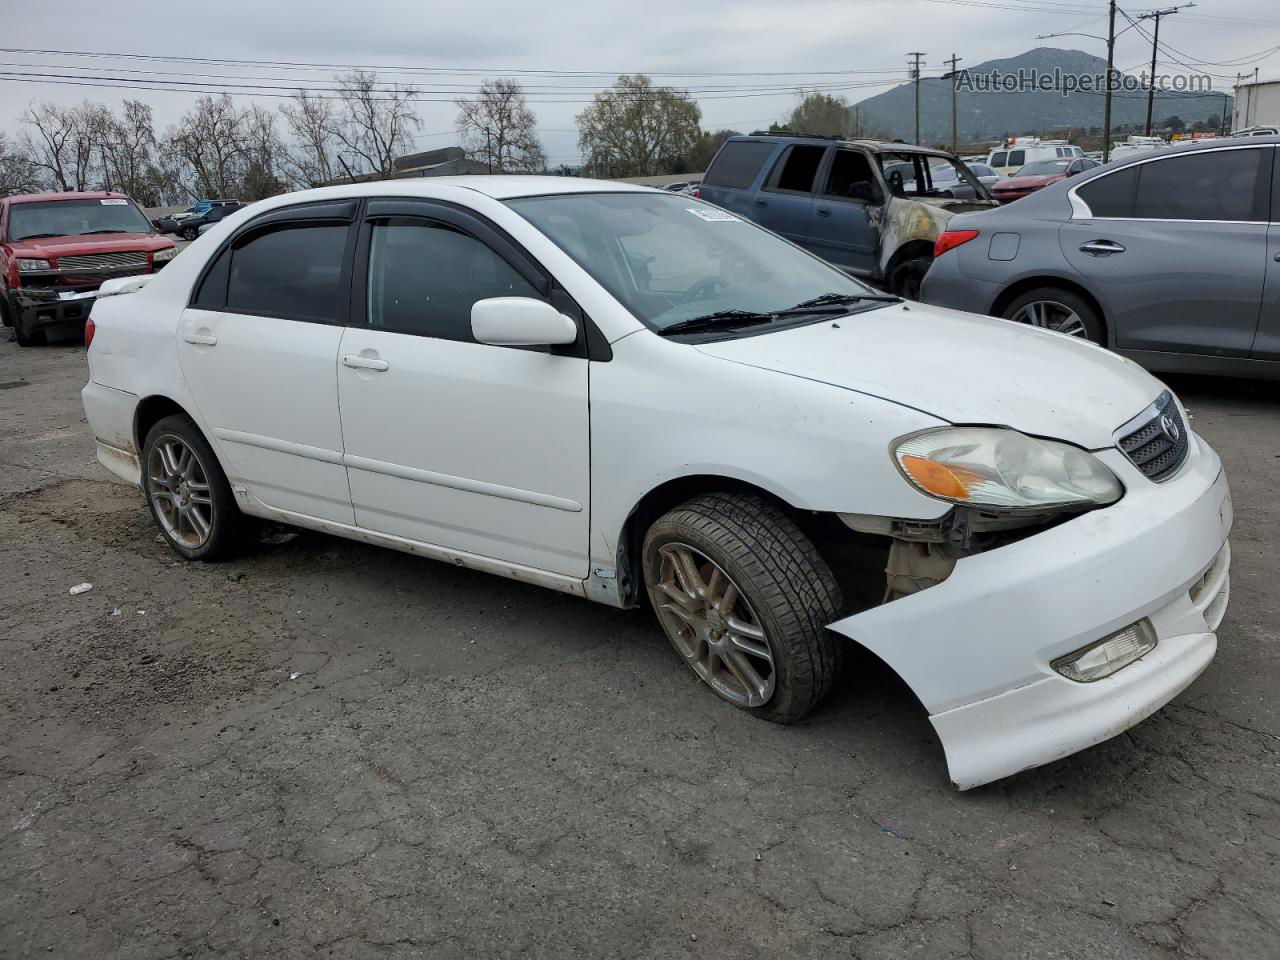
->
<box><xmin>781</xmin><ymin>292</ymin><xmax>901</xmax><ymax>313</ymax></box>
<box><xmin>657</xmin><ymin>310</ymin><xmax>776</xmax><ymax>336</ymax></box>
<box><xmin>14</xmin><ymin>232</ymin><xmax>64</xmax><ymax>240</ymax></box>
<box><xmin>80</xmin><ymin>229</ymin><xmax>130</xmax><ymax>235</ymax></box>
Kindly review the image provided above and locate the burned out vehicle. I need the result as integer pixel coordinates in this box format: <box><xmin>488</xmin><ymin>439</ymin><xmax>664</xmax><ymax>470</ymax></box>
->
<box><xmin>697</xmin><ymin>134</ymin><xmax>997</xmax><ymax>298</ymax></box>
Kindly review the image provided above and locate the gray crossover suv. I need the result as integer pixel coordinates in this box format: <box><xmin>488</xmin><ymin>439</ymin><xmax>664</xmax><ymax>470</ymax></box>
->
<box><xmin>920</xmin><ymin>136</ymin><xmax>1280</xmax><ymax>379</ymax></box>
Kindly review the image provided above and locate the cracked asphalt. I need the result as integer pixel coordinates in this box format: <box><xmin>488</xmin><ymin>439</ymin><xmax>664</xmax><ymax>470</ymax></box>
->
<box><xmin>2</xmin><ymin>332</ymin><xmax>1278</xmax><ymax>959</ymax></box>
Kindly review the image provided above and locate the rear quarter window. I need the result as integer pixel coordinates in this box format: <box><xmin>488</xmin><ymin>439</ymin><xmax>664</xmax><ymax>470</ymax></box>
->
<box><xmin>703</xmin><ymin>141</ymin><xmax>777</xmax><ymax>190</ymax></box>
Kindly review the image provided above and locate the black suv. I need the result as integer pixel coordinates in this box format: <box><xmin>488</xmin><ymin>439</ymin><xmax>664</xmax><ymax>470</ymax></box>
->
<box><xmin>156</xmin><ymin>201</ymin><xmax>246</xmax><ymax>240</ymax></box>
<box><xmin>697</xmin><ymin>134</ymin><xmax>997</xmax><ymax>297</ymax></box>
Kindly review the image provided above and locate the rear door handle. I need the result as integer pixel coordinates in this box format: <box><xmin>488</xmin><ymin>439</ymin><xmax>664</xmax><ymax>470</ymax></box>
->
<box><xmin>755</xmin><ymin>198</ymin><xmax>768</xmax><ymax>206</ymax></box>
<box><xmin>1079</xmin><ymin>240</ymin><xmax>1125</xmax><ymax>256</ymax></box>
<box><xmin>342</xmin><ymin>354</ymin><xmax>390</xmax><ymax>372</ymax></box>
<box><xmin>816</xmin><ymin>206</ymin><xmax>832</xmax><ymax>217</ymax></box>
<box><xmin>183</xmin><ymin>332</ymin><xmax>218</xmax><ymax>346</ymax></box>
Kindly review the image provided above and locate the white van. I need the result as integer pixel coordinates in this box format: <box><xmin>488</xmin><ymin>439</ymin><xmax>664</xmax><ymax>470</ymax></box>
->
<box><xmin>986</xmin><ymin>138</ymin><xmax>1083</xmax><ymax>176</ymax></box>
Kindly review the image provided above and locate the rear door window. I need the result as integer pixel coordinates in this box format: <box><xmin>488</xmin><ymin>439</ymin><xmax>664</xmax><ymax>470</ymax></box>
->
<box><xmin>765</xmin><ymin>145</ymin><xmax>827</xmax><ymax>194</ymax></box>
<box><xmin>1077</xmin><ymin>167</ymin><xmax>1139</xmax><ymax>218</ymax></box>
<box><xmin>224</xmin><ymin>223</ymin><xmax>349</xmax><ymax>322</ymax></box>
<box><xmin>1007</xmin><ymin>150</ymin><xmax>1026</xmax><ymax>168</ymax></box>
<box><xmin>1132</xmin><ymin>148</ymin><xmax>1270</xmax><ymax>221</ymax></box>
<box><xmin>703</xmin><ymin>140</ymin><xmax>777</xmax><ymax>190</ymax></box>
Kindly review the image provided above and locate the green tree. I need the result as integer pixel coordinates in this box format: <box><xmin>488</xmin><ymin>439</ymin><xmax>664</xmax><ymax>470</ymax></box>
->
<box><xmin>576</xmin><ymin>75</ymin><xmax>702</xmax><ymax>177</ymax></box>
<box><xmin>781</xmin><ymin>91</ymin><xmax>851</xmax><ymax>137</ymax></box>
<box><xmin>685</xmin><ymin>129</ymin><xmax>739</xmax><ymax>172</ymax></box>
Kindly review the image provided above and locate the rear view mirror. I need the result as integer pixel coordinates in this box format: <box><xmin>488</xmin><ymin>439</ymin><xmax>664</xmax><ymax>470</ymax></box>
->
<box><xmin>471</xmin><ymin>297</ymin><xmax>578</xmax><ymax>347</ymax></box>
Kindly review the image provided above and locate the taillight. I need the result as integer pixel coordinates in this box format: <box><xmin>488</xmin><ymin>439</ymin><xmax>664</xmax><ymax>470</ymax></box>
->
<box><xmin>934</xmin><ymin>229</ymin><xmax>979</xmax><ymax>258</ymax></box>
<box><xmin>693</xmin><ymin>187</ymin><xmax>701</xmax><ymax>198</ymax></box>
<box><xmin>84</xmin><ymin>315</ymin><xmax>96</xmax><ymax>349</ymax></box>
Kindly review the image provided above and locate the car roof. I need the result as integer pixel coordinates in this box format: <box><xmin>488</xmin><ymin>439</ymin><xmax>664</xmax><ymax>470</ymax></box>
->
<box><xmin>727</xmin><ymin>134</ymin><xmax>952</xmax><ymax>157</ymax></box>
<box><xmin>4</xmin><ymin>191</ymin><xmax>133</xmax><ymax>205</ymax></box>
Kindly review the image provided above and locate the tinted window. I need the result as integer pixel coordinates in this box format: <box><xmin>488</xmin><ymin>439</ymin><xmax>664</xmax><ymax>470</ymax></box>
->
<box><xmin>1133</xmin><ymin>148</ymin><xmax>1269</xmax><ymax>221</ymax></box>
<box><xmin>226</xmin><ymin>223</ymin><xmax>348</xmax><ymax>322</ymax></box>
<box><xmin>990</xmin><ymin>151</ymin><xmax>1007</xmax><ymax>167</ymax></box>
<box><xmin>703</xmin><ymin>140</ymin><xmax>776</xmax><ymax>190</ymax></box>
<box><xmin>1077</xmin><ymin>167</ymin><xmax>1139</xmax><ymax>218</ymax></box>
<box><xmin>1007</xmin><ymin>150</ymin><xmax>1026</xmax><ymax>167</ymax></box>
<box><xmin>366</xmin><ymin>218</ymin><xmax>539</xmax><ymax>341</ymax></box>
<box><xmin>823</xmin><ymin>150</ymin><xmax>882</xmax><ymax>203</ymax></box>
<box><xmin>767</xmin><ymin>145</ymin><xmax>826</xmax><ymax>193</ymax></box>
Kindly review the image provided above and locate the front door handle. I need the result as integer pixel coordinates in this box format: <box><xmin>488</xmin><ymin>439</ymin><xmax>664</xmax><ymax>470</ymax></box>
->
<box><xmin>755</xmin><ymin>198</ymin><xmax>768</xmax><ymax>206</ymax></box>
<box><xmin>816</xmin><ymin>206</ymin><xmax>832</xmax><ymax>217</ymax></box>
<box><xmin>183</xmin><ymin>331</ymin><xmax>217</xmax><ymax>346</ymax></box>
<box><xmin>342</xmin><ymin>354</ymin><xmax>390</xmax><ymax>372</ymax></box>
<box><xmin>1079</xmin><ymin>240</ymin><xmax>1126</xmax><ymax>256</ymax></box>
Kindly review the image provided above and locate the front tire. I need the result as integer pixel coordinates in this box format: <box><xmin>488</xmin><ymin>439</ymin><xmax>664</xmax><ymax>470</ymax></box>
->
<box><xmin>642</xmin><ymin>493</ymin><xmax>844</xmax><ymax>724</ymax></box>
<box><xmin>12</xmin><ymin>312</ymin><xmax>39</xmax><ymax>347</ymax></box>
<box><xmin>179</xmin><ymin>225</ymin><xmax>198</xmax><ymax>241</ymax></box>
<box><xmin>142</xmin><ymin>415</ymin><xmax>248</xmax><ymax>561</ymax></box>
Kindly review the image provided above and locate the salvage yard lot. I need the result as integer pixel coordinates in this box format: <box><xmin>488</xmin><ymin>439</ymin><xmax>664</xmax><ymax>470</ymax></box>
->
<box><xmin>2</xmin><ymin>335</ymin><xmax>1279</xmax><ymax>958</ymax></box>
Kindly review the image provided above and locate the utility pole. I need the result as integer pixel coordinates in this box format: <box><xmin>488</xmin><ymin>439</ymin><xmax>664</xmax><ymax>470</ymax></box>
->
<box><xmin>907</xmin><ymin>52</ymin><xmax>927</xmax><ymax>144</ymax></box>
<box><xmin>854</xmin><ymin>105</ymin><xmax>861</xmax><ymax>138</ymax></box>
<box><xmin>1102</xmin><ymin>0</ymin><xmax>1117</xmax><ymax>162</ymax></box>
<box><xmin>1138</xmin><ymin>4</ymin><xmax>1194</xmax><ymax>137</ymax></box>
<box><xmin>944</xmin><ymin>53</ymin><xmax>963</xmax><ymax>154</ymax></box>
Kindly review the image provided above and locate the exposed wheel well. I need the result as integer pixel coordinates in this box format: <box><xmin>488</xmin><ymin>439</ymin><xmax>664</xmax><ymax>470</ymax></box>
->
<box><xmin>883</xmin><ymin>240</ymin><xmax>934</xmax><ymax>278</ymax></box>
<box><xmin>134</xmin><ymin>396</ymin><xmax>192</xmax><ymax>452</ymax></box>
<box><xmin>990</xmin><ymin>278</ymin><xmax>1110</xmax><ymax>346</ymax></box>
<box><xmin>615</xmin><ymin>476</ymin><xmax>889</xmax><ymax>614</ymax></box>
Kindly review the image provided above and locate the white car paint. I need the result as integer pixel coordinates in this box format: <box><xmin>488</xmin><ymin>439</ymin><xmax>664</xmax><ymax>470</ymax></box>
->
<box><xmin>82</xmin><ymin>176</ymin><xmax>1232</xmax><ymax>788</ymax></box>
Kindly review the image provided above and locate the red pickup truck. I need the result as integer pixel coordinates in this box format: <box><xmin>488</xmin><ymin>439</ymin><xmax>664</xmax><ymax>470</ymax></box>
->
<box><xmin>1</xmin><ymin>191</ymin><xmax>177</xmax><ymax>346</ymax></box>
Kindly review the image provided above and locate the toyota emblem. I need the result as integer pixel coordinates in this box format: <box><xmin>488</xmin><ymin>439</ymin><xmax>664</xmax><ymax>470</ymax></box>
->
<box><xmin>1159</xmin><ymin>413</ymin><xmax>1180</xmax><ymax>443</ymax></box>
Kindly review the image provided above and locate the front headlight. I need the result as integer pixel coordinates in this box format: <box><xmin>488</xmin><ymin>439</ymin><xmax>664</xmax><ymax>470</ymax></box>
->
<box><xmin>152</xmin><ymin>246</ymin><xmax>177</xmax><ymax>263</ymax></box>
<box><xmin>17</xmin><ymin>258</ymin><xmax>52</xmax><ymax>272</ymax></box>
<box><xmin>893</xmin><ymin>427</ymin><xmax>1122</xmax><ymax>511</ymax></box>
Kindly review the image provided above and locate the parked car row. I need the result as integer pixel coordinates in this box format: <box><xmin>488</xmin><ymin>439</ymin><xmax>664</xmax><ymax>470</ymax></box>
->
<box><xmin>154</xmin><ymin>200</ymin><xmax>246</xmax><ymax>240</ymax></box>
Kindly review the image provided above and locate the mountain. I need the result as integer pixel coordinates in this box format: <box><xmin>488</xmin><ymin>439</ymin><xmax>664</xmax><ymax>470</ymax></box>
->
<box><xmin>850</xmin><ymin>47</ymin><xmax>1232</xmax><ymax>144</ymax></box>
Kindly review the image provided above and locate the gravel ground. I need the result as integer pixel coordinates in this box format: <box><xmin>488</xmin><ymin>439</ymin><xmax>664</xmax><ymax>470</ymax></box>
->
<box><xmin>2</xmin><ymin>331</ymin><xmax>1278</xmax><ymax>959</ymax></box>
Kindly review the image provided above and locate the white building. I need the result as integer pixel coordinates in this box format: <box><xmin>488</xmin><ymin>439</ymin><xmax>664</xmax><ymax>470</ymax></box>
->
<box><xmin>1232</xmin><ymin>77</ymin><xmax>1280</xmax><ymax>133</ymax></box>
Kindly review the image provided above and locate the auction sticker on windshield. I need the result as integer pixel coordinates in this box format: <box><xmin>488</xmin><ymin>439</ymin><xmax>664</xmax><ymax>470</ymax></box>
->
<box><xmin>686</xmin><ymin>207</ymin><xmax>739</xmax><ymax>222</ymax></box>
<box><xmin>100</xmin><ymin>199</ymin><xmax>128</xmax><ymax>205</ymax></box>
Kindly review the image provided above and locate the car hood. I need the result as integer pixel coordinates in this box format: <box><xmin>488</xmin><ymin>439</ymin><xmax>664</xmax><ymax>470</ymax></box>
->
<box><xmin>995</xmin><ymin>174</ymin><xmax>1063</xmax><ymax>191</ymax></box>
<box><xmin>695</xmin><ymin>303</ymin><xmax>1164</xmax><ymax>449</ymax></box>
<box><xmin>8</xmin><ymin>232</ymin><xmax>171</xmax><ymax>259</ymax></box>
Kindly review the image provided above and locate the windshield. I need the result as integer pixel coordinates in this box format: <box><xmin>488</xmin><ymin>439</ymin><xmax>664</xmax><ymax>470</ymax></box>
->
<box><xmin>7</xmin><ymin>198</ymin><xmax>153</xmax><ymax>241</ymax></box>
<box><xmin>1015</xmin><ymin>159</ymin><xmax>1071</xmax><ymax>177</ymax></box>
<box><xmin>506</xmin><ymin>192</ymin><xmax>882</xmax><ymax>333</ymax></box>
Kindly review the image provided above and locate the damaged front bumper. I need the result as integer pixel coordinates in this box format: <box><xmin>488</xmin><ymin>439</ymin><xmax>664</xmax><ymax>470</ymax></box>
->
<box><xmin>8</xmin><ymin>285</ymin><xmax>100</xmax><ymax>338</ymax></box>
<box><xmin>827</xmin><ymin>436</ymin><xmax>1232</xmax><ymax>789</ymax></box>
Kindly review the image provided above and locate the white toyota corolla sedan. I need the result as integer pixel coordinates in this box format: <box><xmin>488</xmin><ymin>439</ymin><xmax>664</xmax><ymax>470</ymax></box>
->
<box><xmin>81</xmin><ymin>177</ymin><xmax>1232</xmax><ymax>788</ymax></box>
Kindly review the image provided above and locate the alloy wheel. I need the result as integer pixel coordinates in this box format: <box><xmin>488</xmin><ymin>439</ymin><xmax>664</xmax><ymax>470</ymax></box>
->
<box><xmin>651</xmin><ymin>542</ymin><xmax>776</xmax><ymax>707</ymax></box>
<box><xmin>148</xmin><ymin>435</ymin><xmax>214</xmax><ymax>549</ymax></box>
<box><xmin>1009</xmin><ymin>299</ymin><xmax>1088</xmax><ymax>337</ymax></box>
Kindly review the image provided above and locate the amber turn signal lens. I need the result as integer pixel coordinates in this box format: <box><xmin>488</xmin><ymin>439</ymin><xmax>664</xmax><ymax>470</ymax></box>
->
<box><xmin>899</xmin><ymin>454</ymin><xmax>981</xmax><ymax>500</ymax></box>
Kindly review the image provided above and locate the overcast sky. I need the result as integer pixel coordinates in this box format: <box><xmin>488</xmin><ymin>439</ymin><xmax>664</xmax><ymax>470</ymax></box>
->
<box><xmin>3</xmin><ymin>0</ymin><xmax>1277</xmax><ymax>163</ymax></box>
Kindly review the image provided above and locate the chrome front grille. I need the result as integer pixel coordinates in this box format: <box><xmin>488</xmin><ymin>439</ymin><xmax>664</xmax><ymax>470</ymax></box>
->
<box><xmin>1118</xmin><ymin>390</ymin><xmax>1190</xmax><ymax>482</ymax></box>
<box><xmin>55</xmin><ymin>251</ymin><xmax>148</xmax><ymax>271</ymax></box>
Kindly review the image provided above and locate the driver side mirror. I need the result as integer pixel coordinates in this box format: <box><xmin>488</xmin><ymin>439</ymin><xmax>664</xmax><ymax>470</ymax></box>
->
<box><xmin>471</xmin><ymin>297</ymin><xmax>578</xmax><ymax>347</ymax></box>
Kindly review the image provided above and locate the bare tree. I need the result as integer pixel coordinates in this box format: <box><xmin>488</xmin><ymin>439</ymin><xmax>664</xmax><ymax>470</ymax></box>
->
<box><xmin>280</xmin><ymin>91</ymin><xmax>341</xmax><ymax>188</ymax></box>
<box><xmin>98</xmin><ymin>100</ymin><xmax>161</xmax><ymax>203</ymax></box>
<box><xmin>241</xmin><ymin>106</ymin><xmax>287</xmax><ymax>200</ymax></box>
<box><xmin>0</xmin><ymin>132</ymin><xmax>41</xmax><ymax>196</ymax></box>
<box><xmin>456</xmin><ymin>79</ymin><xmax>546</xmax><ymax>173</ymax></box>
<box><xmin>576</xmin><ymin>75</ymin><xmax>702</xmax><ymax>178</ymax></box>
<box><xmin>328</xmin><ymin>71</ymin><xmax>421</xmax><ymax>179</ymax></box>
<box><xmin>20</xmin><ymin>101</ymin><xmax>101</xmax><ymax>191</ymax></box>
<box><xmin>163</xmin><ymin>95</ymin><xmax>250</xmax><ymax>200</ymax></box>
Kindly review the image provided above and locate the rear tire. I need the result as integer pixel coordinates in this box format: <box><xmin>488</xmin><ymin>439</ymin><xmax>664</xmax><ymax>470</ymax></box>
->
<box><xmin>642</xmin><ymin>493</ymin><xmax>844</xmax><ymax>724</ymax></box>
<box><xmin>179</xmin><ymin>225</ymin><xmax>198</xmax><ymax>241</ymax></box>
<box><xmin>142</xmin><ymin>415</ymin><xmax>250</xmax><ymax>561</ymax></box>
<box><xmin>888</xmin><ymin>256</ymin><xmax>932</xmax><ymax>300</ymax></box>
<box><xmin>1000</xmin><ymin>286</ymin><xmax>1104</xmax><ymax>344</ymax></box>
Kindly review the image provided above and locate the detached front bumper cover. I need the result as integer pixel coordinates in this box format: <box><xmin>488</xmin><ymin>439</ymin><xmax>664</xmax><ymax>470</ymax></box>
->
<box><xmin>826</xmin><ymin>439</ymin><xmax>1232</xmax><ymax>789</ymax></box>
